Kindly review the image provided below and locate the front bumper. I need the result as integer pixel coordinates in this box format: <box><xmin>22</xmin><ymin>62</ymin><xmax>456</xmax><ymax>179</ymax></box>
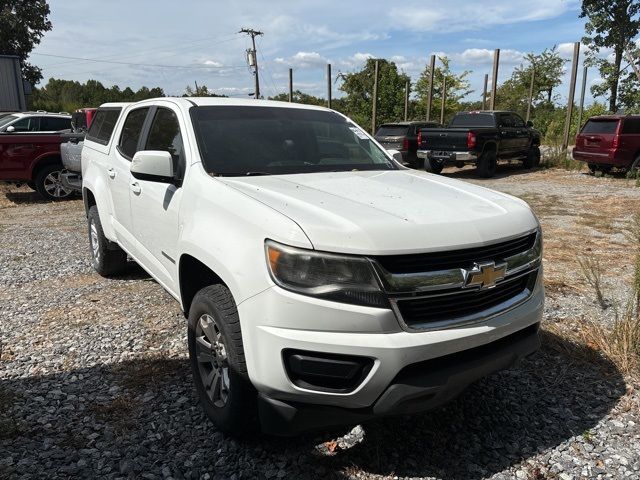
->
<box><xmin>417</xmin><ymin>150</ymin><xmax>478</xmax><ymax>163</ymax></box>
<box><xmin>237</xmin><ymin>271</ymin><xmax>544</xmax><ymax>432</ymax></box>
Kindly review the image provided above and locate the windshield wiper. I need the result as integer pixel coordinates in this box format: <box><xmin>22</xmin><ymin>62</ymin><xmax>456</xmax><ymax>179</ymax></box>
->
<box><xmin>245</xmin><ymin>171</ymin><xmax>272</xmax><ymax>176</ymax></box>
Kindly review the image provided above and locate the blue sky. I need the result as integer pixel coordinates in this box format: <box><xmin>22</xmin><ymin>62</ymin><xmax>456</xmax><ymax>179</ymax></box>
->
<box><xmin>30</xmin><ymin>0</ymin><xmax>602</xmax><ymax>105</ymax></box>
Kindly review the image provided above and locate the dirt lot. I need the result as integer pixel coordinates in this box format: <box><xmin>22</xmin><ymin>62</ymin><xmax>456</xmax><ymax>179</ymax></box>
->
<box><xmin>1</xmin><ymin>165</ymin><xmax>639</xmax><ymax>480</ymax></box>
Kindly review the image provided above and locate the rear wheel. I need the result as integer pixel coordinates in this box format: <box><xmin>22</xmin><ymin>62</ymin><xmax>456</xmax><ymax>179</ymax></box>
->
<box><xmin>477</xmin><ymin>150</ymin><xmax>497</xmax><ymax>178</ymax></box>
<box><xmin>87</xmin><ymin>206</ymin><xmax>128</xmax><ymax>276</ymax></box>
<box><xmin>629</xmin><ymin>155</ymin><xmax>640</xmax><ymax>176</ymax></box>
<box><xmin>34</xmin><ymin>164</ymin><xmax>74</xmax><ymax>201</ymax></box>
<box><xmin>523</xmin><ymin>146</ymin><xmax>541</xmax><ymax>169</ymax></box>
<box><xmin>424</xmin><ymin>157</ymin><xmax>444</xmax><ymax>174</ymax></box>
<box><xmin>588</xmin><ymin>163</ymin><xmax>598</xmax><ymax>174</ymax></box>
<box><xmin>188</xmin><ymin>285</ymin><xmax>257</xmax><ymax>435</ymax></box>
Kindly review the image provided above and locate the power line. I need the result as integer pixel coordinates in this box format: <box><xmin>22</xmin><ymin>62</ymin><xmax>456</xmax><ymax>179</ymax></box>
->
<box><xmin>31</xmin><ymin>52</ymin><xmax>246</xmax><ymax>70</ymax></box>
<box><xmin>256</xmin><ymin>37</ymin><xmax>284</xmax><ymax>98</ymax></box>
<box><xmin>239</xmin><ymin>28</ymin><xmax>263</xmax><ymax>99</ymax></box>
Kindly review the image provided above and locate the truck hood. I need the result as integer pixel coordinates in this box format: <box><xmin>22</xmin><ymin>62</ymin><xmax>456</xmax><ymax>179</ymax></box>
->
<box><xmin>219</xmin><ymin>170</ymin><xmax>538</xmax><ymax>255</ymax></box>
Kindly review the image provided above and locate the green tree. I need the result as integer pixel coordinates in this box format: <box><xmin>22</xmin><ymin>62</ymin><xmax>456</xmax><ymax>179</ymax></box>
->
<box><xmin>183</xmin><ymin>84</ymin><xmax>225</xmax><ymax>97</ymax></box>
<box><xmin>269</xmin><ymin>90</ymin><xmax>326</xmax><ymax>106</ymax></box>
<box><xmin>581</xmin><ymin>0</ymin><xmax>640</xmax><ymax>112</ymax></box>
<box><xmin>413</xmin><ymin>56</ymin><xmax>472</xmax><ymax>123</ymax></box>
<box><xmin>0</xmin><ymin>0</ymin><xmax>52</xmax><ymax>86</ymax></box>
<box><xmin>495</xmin><ymin>47</ymin><xmax>566</xmax><ymax>120</ymax></box>
<box><xmin>338</xmin><ymin>58</ymin><xmax>410</xmax><ymax>131</ymax></box>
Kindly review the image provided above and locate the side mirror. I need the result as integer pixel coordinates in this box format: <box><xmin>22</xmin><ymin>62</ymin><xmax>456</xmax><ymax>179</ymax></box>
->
<box><xmin>526</xmin><ymin>120</ymin><xmax>534</xmax><ymax>128</ymax></box>
<box><xmin>130</xmin><ymin>150</ymin><xmax>175</xmax><ymax>183</ymax></box>
<box><xmin>387</xmin><ymin>149</ymin><xmax>404</xmax><ymax>164</ymax></box>
<box><xmin>5</xmin><ymin>125</ymin><xmax>15</xmax><ymax>133</ymax></box>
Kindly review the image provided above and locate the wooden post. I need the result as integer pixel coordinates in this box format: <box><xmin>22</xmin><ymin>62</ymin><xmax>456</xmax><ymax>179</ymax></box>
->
<box><xmin>327</xmin><ymin>63</ymin><xmax>332</xmax><ymax>109</ymax></box>
<box><xmin>404</xmin><ymin>80</ymin><xmax>409</xmax><ymax>121</ymax></box>
<box><xmin>482</xmin><ymin>74</ymin><xmax>488</xmax><ymax>110</ymax></box>
<box><xmin>371</xmin><ymin>59</ymin><xmax>379</xmax><ymax>134</ymax></box>
<box><xmin>288</xmin><ymin>68</ymin><xmax>293</xmax><ymax>102</ymax></box>
<box><xmin>490</xmin><ymin>49</ymin><xmax>500</xmax><ymax>110</ymax></box>
<box><xmin>440</xmin><ymin>76</ymin><xmax>447</xmax><ymax>125</ymax></box>
<box><xmin>426</xmin><ymin>55</ymin><xmax>435</xmax><ymax>121</ymax></box>
<box><xmin>526</xmin><ymin>67</ymin><xmax>535</xmax><ymax>122</ymax></box>
<box><xmin>562</xmin><ymin>42</ymin><xmax>580</xmax><ymax>151</ymax></box>
<box><xmin>577</xmin><ymin>66</ymin><xmax>588</xmax><ymax>131</ymax></box>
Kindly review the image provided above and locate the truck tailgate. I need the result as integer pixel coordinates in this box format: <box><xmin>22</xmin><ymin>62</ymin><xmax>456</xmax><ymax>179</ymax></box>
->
<box><xmin>419</xmin><ymin>128</ymin><xmax>469</xmax><ymax>151</ymax></box>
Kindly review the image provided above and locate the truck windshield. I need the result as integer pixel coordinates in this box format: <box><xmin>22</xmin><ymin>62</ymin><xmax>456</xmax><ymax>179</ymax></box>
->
<box><xmin>190</xmin><ymin>106</ymin><xmax>397</xmax><ymax>176</ymax></box>
<box><xmin>449</xmin><ymin>114</ymin><xmax>495</xmax><ymax>128</ymax></box>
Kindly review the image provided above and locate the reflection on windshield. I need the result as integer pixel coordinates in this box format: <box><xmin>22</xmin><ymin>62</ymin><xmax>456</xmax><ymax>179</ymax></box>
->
<box><xmin>0</xmin><ymin>115</ymin><xmax>18</xmax><ymax>129</ymax></box>
<box><xmin>190</xmin><ymin>106</ymin><xmax>397</xmax><ymax>176</ymax></box>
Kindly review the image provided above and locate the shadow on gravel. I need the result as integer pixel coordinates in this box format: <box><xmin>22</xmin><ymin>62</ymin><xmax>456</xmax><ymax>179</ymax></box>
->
<box><xmin>441</xmin><ymin>163</ymin><xmax>538</xmax><ymax>181</ymax></box>
<box><xmin>0</xmin><ymin>331</ymin><xmax>626</xmax><ymax>479</ymax></box>
<box><xmin>4</xmin><ymin>190</ymin><xmax>81</xmax><ymax>204</ymax></box>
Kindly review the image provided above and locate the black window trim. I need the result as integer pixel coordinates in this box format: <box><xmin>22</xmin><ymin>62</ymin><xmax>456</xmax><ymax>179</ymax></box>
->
<box><xmin>141</xmin><ymin>106</ymin><xmax>187</xmax><ymax>185</ymax></box>
<box><xmin>86</xmin><ymin>107</ymin><xmax>124</xmax><ymax>146</ymax></box>
<box><xmin>116</xmin><ymin>106</ymin><xmax>153</xmax><ymax>161</ymax></box>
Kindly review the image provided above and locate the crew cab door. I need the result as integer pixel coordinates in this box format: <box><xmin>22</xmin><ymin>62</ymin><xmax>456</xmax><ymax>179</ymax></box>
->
<box><xmin>510</xmin><ymin>113</ymin><xmax>530</xmax><ymax>155</ymax></box>
<box><xmin>129</xmin><ymin>105</ymin><xmax>186</xmax><ymax>293</ymax></box>
<box><xmin>496</xmin><ymin>113</ymin><xmax>517</xmax><ymax>158</ymax></box>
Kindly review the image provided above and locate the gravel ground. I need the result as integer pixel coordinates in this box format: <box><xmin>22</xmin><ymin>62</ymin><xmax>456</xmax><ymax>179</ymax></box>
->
<box><xmin>1</xmin><ymin>166</ymin><xmax>639</xmax><ymax>480</ymax></box>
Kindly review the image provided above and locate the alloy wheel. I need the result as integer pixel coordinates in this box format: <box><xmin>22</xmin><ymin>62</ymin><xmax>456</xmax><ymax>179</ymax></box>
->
<box><xmin>195</xmin><ymin>313</ymin><xmax>230</xmax><ymax>407</ymax></box>
<box><xmin>90</xmin><ymin>220</ymin><xmax>100</xmax><ymax>263</ymax></box>
<box><xmin>43</xmin><ymin>171</ymin><xmax>73</xmax><ymax>198</ymax></box>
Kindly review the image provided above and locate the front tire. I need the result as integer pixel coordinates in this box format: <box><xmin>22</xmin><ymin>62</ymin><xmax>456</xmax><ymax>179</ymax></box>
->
<box><xmin>477</xmin><ymin>150</ymin><xmax>497</xmax><ymax>178</ymax></box>
<box><xmin>87</xmin><ymin>206</ymin><xmax>128</xmax><ymax>276</ymax></box>
<box><xmin>188</xmin><ymin>285</ymin><xmax>257</xmax><ymax>435</ymax></box>
<box><xmin>523</xmin><ymin>146</ymin><xmax>541</xmax><ymax>169</ymax></box>
<box><xmin>424</xmin><ymin>157</ymin><xmax>444</xmax><ymax>174</ymax></box>
<box><xmin>34</xmin><ymin>164</ymin><xmax>74</xmax><ymax>200</ymax></box>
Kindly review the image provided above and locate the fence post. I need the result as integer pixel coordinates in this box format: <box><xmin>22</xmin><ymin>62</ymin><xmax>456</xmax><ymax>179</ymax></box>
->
<box><xmin>426</xmin><ymin>54</ymin><xmax>435</xmax><ymax>121</ymax></box>
<box><xmin>482</xmin><ymin>74</ymin><xmax>488</xmax><ymax>110</ymax></box>
<box><xmin>562</xmin><ymin>42</ymin><xmax>580</xmax><ymax>151</ymax></box>
<box><xmin>526</xmin><ymin>67</ymin><xmax>535</xmax><ymax>122</ymax></box>
<box><xmin>440</xmin><ymin>76</ymin><xmax>447</xmax><ymax>125</ymax></box>
<box><xmin>327</xmin><ymin>63</ymin><xmax>332</xmax><ymax>109</ymax></box>
<box><xmin>577</xmin><ymin>66</ymin><xmax>588</xmax><ymax>131</ymax></box>
<box><xmin>404</xmin><ymin>80</ymin><xmax>409</xmax><ymax>121</ymax></box>
<box><xmin>371</xmin><ymin>59</ymin><xmax>379</xmax><ymax>134</ymax></box>
<box><xmin>490</xmin><ymin>49</ymin><xmax>500</xmax><ymax>110</ymax></box>
<box><xmin>288</xmin><ymin>68</ymin><xmax>293</xmax><ymax>102</ymax></box>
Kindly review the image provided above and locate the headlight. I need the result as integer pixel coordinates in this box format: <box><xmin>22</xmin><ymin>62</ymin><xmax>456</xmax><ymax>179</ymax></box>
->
<box><xmin>265</xmin><ymin>240</ymin><xmax>388</xmax><ymax>308</ymax></box>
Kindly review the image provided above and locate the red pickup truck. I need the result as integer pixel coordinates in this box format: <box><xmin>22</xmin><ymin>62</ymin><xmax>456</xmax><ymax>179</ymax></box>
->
<box><xmin>573</xmin><ymin>115</ymin><xmax>640</xmax><ymax>174</ymax></box>
<box><xmin>0</xmin><ymin>112</ymin><xmax>73</xmax><ymax>200</ymax></box>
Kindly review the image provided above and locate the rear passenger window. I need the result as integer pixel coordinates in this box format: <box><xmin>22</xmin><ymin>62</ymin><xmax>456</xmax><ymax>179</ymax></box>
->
<box><xmin>118</xmin><ymin>108</ymin><xmax>149</xmax><ymax>159</ymax></box>
<box><xmin>86</xmin><ymin>108</ymin><xmax>122</xmax><ymax>145</ymax></box>
<box><xmin>41</xmin><ymin>117</ymin><xmax>72</xmax><ymax>131</ymax></box>
<box><xmin>144</xmin><ymin>108</ymin><xmax>185</xmax><ymax>179</ymax></box>
<box><xmin>622</xmin><ymin>118</ymin><xmax>640</xmax><ymax>134</ymax></box>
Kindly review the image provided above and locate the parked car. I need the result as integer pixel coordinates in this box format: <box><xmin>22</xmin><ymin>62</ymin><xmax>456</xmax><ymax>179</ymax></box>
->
<box><xmin>374</xmin><ymin>121</ymin><xmax>440</xmax><ymax>168</ymax></box>
<box><xmin>573</xmin><ymin>115</ymin><xmax>640</xmax><ymax>174</ymax></box>
<box><xmin>0</xmin><ymin>111</ymin><xmax>74</xmax><ymax>200</ymax></box>
<box><xmin>417</xmin><ymin>111</ymin><xmax>541</xmax><ymax>177</ymax></box>
<box><xmin>82</xmin><ymin>98</ymin><xmax>544</xmax><ymax>436</ymax></box>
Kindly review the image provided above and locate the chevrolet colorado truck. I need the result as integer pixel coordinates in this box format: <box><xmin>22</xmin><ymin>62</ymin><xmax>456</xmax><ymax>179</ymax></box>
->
<box><xmin>0</xmin><ymin>111</ymin><xmax>73</xmax><ymax>199</ymax></box>
<box><xmin>82</xmin><ymin>98</ymin><xmax>544</xmax><ymax>435</ymax></box>
<box><xmin>417</xmin><ymin>111</ymin><xmax>541</xmax><ymax>177</ymax></box>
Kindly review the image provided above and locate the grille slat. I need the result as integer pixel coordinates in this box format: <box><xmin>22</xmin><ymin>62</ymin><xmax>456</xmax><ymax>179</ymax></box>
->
<box><xmin>396</xmin><ymin>273</ymin><xmax>534</xmax><ymax>327</ymax></box>
<box><xmin>375</xmin><ymin>232</ymin><xmax>536</xmax><ymax>274</ymax></box>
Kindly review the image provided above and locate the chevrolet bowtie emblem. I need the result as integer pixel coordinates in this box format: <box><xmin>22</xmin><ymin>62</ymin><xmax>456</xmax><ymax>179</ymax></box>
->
<box><xmin>466</xmin><ymin>261</ymin><xmax>507</xmax><ymax>289</ymax></box>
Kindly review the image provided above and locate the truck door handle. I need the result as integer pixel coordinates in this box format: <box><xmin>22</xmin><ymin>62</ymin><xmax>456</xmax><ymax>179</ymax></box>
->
<box><xmin>107</xmin><ymin>168</ymin><xmax>116</xmax><ymax>179</ymax></box>
<box><xmin>131</xmin><ymin>182</ymin><xmax>141</xmax><ymax>195</ymax></box>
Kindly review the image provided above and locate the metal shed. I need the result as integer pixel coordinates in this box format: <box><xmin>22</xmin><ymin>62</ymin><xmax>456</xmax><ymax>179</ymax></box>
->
<box><xmin>0</xmin><ymin>55</ymin><xmax>27</xmax><ymax>111</ymax></box>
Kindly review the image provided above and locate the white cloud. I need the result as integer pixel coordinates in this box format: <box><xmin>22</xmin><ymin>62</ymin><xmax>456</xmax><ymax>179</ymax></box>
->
<box><xmin>275</xmin><ymin>51</ymin><xmax>329</xmax><ymax>69</ymax></box>
<box><xmin>339</xmin><ymin>52</ymin><xmax>374</xmax><ymax>68</ymax></box>
<box><xmin>203</xmin><ymin>60</ymin><xmax>223</xmax><ymax>67</ymax></box>
<box><xmin>454</xmin><ymin>48</ymin><xmax>524</xmax><ymax>65</ymax></box>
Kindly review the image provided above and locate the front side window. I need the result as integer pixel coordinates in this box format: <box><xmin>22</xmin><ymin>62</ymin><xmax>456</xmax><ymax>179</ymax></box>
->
<box><xmin>10</xmin><ymin>116</ymin><xmax>40</xmax><ymax>132</ymax></box>
<box><xmin>191</xmin><ymin>106</ymin><xmax>396</xmax><ymax>176</ymax></box>
<box><xmin>118</xmin><ymin>108</ymin><xmax>149</xmax><ymax>159</ymax></box>
<box><xmin>145</xmin><ymin>108</ymin><xmax>185</xmax><ymax>179</ymax></box>
<box><xmin>510</xmin><ymin>114</ymin><xmax>525</xmax><ymax>128</ymax></box>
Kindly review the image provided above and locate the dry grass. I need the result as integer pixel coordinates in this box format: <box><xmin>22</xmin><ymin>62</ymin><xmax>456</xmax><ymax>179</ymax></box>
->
<box><xmin>578</xmin><ymin>255</ymin><xmax>607</xmax><ymax>309</ymax></box>
<box><xmin>540</xmin><ymin>144</ymin><xmax>584</xmax><ymax>171</ymax></box>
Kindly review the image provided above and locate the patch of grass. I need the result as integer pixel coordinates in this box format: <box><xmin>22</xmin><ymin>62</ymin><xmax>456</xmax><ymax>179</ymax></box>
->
<box><xmin>578</xmin><ymin>255</ymin><xmax>607</xmax><ymax>309</ymax></box>
<box><xmin>540</xmin><ymin>143</ymin><xmax>584</xmax><ymax>171</ymax></box>
<box><xmin>575</xmin><ymin>213</ymin><xmax>616</xmax><ymax>235</ymax></box>
<box><xmin>90</xmin><ymin>394</ymin><xmax>139</xmax><ymax>433</ymax></box>
<box><xmin>110</xmin><ymin>356</ymin><xmax>183</xmax><ymax>392</ymax></box>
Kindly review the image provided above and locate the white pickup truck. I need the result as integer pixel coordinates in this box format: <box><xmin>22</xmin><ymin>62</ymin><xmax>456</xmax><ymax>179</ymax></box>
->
<box><xmin>82</xmin><ymin>98</ymin><xmax>544</xmax><ymax>435</ymax></box>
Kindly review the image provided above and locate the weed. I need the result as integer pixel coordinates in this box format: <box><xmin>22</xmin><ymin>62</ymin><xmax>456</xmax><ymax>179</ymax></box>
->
<box><xmin>578</xmin><ymin>255</ymin><xmax>607</xmax><ymax>309</ymax></box>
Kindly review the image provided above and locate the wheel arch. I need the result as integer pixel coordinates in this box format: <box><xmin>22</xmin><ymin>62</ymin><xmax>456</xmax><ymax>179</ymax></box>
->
<box><xmin>30</xmin><ymin>153</ymin><xmax>63</xmax><ymax>180</ymax></box>
<box><xmin>179</xmin><ymin>254</ymin><xmax>230</xmax><ymax>317</ymax></box>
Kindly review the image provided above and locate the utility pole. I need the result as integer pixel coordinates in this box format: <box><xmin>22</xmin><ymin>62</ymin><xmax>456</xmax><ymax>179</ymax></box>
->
<box><xmin>426</xmin><ymin>55</ymin><xmax>435</xmax><ymax>121</ymax></box>
<box><xmin>562</xmin><ymin>42</ymin><xmax>580</xmax><ymax>151</ymax></box>
<box><xmin>440</xmin><ymin>76</ymin><xmax>447</xmax><ymax>125</ymax></box>
<box><xmin>239</xmin><ymin>27</ymin><xmax>263</xmax><ymax>99</ymax></box>
<box><xmin>526</xmin><ymin>67</ymin><xmax>535</xmax><ymax>122</ymax></box>
<box><xmin>327</xmin><ymin>64</ymin><xmax>332</xmax><ymax>109</ymax></box>
<box><xmin>490</xmin><ymin>49</ymin><xmax>500</xmax><ymax>110</ymax></box>
<box><xmin>288</xmin><ymin>68</ymin><xmax>293</xmax><ymax>102</ymax></box>
<box><xmin>371</xmin><ymin>59</ymin><xmax>379</xmax><ymax>134</ymax></box>
<box><xmin>482</xmin><ymin>74</ymin><xmax>488</xmax><ymax>110</ymax></box>
<box><xmin>404</xmin><ymin>79</ymin><xmax>409</xmax><ymax>121</ymax></box>
<box><xmin>577</xmin><ymin>66</ymin><xmax>588</xmax><ymax>130</ymax></box>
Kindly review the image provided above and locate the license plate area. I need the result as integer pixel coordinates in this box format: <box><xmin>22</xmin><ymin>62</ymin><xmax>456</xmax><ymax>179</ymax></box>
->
<box><xmin>431</xmin><ymin>151</ymin><xmax>453</xmax><ymax>160</ymax></box>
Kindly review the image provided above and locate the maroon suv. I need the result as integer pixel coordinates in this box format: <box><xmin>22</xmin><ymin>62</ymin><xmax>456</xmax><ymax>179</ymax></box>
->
<box><xmin>573</xmin><ymin>115</ymin><xmax>640</xmax><ymax>173</ymax></box>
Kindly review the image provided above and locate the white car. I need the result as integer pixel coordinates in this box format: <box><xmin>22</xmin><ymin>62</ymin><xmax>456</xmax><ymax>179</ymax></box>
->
<box><xmin>82</xmin><ymin>98</ymin><xmax>544</xmax><ymax>435</ymax></box>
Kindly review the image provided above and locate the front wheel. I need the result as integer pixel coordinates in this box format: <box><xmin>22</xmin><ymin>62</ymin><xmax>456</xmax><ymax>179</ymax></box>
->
<box><xmin>34</xmin><ymin>164</ymin><xmax>74</xmax><ymax>200</ymax></box>
<box><xmin>523</xmin><ymin>146</ymin><xmax>541</xmax><ymax>169</ymax></box>
<box><xmin>424</xmin><ymin>157</ymin><xmax>444</xmax><ymax>174</ymax></box>
<box><xmin>188</xmin><ymin>285</ymin><xmax>257</xmax><ymax>435</ymax></box>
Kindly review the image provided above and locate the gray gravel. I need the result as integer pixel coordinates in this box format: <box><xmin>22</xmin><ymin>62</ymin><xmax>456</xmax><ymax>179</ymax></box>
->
<box><xmin>1</xmin><ymin>171</ymin><xmax>639</xmax><ymax>480</ymax></box>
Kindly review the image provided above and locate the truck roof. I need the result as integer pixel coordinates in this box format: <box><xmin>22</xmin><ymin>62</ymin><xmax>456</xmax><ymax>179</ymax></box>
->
<box><xmin>122</xmin><ymin>97</ymin><xmax>334</xmax><ymax>113</ymax></box>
